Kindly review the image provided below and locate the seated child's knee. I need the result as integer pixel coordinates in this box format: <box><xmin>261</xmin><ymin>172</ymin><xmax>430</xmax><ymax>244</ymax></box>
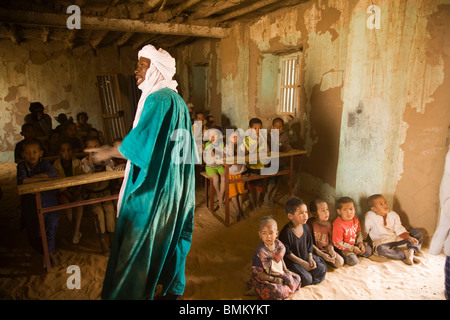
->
<box><xmin>346</xmin><ymin>254</ymin><xmax>359</xmax><ymax>266</ymax></box>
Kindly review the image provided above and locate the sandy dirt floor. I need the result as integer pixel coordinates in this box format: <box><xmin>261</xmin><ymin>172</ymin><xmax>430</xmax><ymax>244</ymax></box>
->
<box><xmin>0</xmin><ymin>162</ymin><xmax>446</xmax><ymax>300</ymax></box>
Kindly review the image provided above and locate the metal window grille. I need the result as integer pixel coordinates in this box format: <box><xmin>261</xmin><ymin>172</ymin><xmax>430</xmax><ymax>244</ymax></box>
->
<box><xmin>278</xmin><ymin>54</ymin><xmax>300</xmax><ymax>115</ymax></box>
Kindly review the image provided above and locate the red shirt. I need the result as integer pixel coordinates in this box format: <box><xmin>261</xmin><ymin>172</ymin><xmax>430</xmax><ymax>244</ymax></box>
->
<box><xmin>332</xmin><ymin>216</ymin><xmax>361</xmax><ymax>251</ymax></box>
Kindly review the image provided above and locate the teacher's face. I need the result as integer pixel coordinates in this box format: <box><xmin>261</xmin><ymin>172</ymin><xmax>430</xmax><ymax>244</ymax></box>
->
<box><xmin>135</xmin><ymin>57</ymin><xmax>151</xmax><ymax>86</ymax></box>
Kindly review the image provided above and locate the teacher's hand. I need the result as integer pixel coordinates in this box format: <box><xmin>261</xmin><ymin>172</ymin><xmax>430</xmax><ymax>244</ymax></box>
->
<box><xmin>84</xmin><ymin>146</ymin><xmax>123</xmax><ymax>163</ymax></box>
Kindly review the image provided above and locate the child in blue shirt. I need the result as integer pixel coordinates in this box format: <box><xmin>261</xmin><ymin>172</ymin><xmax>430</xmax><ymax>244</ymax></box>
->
<box><xmin>17</xmin><ymin>139</ymin><xmax>60</xmax><ymax>267</ymax></box>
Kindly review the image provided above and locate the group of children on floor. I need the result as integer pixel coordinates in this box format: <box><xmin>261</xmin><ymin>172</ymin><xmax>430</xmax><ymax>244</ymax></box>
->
<box><xmin>250</xmin><ymin>195</ymin><xmax>423</xmax><ymax>300</ymax></box>
<box><xmin>16</xmin><ymin>129</ymin><xmax>125</xmax><ymax>266</ymax></box>
<box><xmin>195</xmin><ymin>113</ymin><xmax>292</xmax><ymax>222</ymax></box>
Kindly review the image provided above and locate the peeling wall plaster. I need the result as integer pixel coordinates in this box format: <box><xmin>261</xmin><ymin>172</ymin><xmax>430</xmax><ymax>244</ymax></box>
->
<box><xmin>0</xmin><ymin>40</ymin><xmax>137</xmax><ymax>162</ymax></box>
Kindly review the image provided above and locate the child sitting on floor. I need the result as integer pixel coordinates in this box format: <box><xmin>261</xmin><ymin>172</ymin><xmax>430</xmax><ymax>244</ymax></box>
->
<box><xmin>307</xmin><ymin>199</ymin><xmax>344</xmax><ymax>268</ymax></box>
<box><xmin>82</xmin><ymin>136</ymin><xmax>116</xmax><ymax>256</ymax></box>
<box><xmin>279</xmin><ymin>196</ymin><xmax>327</xmax><ymax>287</ymax></box>
<box><xmin>204</xmin><ymin>127</ymin><xmax>225</xmax><ymax>208</ymax></box>
<box><xmin>224</xmin><ymin>129</ymin><xmax>247</xmax><ymax>221</ymax></box>
<box><xmin>250</xmin><ymin>216</ymin><xmax>302</xmax><ymax>300</ymax></box>
<box><xmin>332</xmin><ymin>197</ymin><xmax>372</xmax><ymax>266</ymax></box>
<box><xmin>365</xmin><ymin>194</ymin><xmax>422</xmax><ymax>265</ymax></box>
<box><xmin>52</xmin><ymin>140</ymin><xmax>84</xmax><ymax>244</ymax></box>
<box><xmin>17</xmin><ymin>139</ymin><xmax>60</xmax><ymax>267</ymax></box>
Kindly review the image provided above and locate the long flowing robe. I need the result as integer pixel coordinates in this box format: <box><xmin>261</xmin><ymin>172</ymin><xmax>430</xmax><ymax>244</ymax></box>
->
<box><xmin>101</xmin><ymin>87</ymin><xmax>197</xmax><ymax>300</ymax></box>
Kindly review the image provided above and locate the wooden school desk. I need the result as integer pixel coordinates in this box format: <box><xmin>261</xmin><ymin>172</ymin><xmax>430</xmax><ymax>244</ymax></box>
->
<box><xmin>17</xmin><ymin>170</ymin><xmax>124</xmax><ymax>272</ymax></box>
<box><xmin>202</xmin><ymin>148</ymin><xmax>307</xmax><ymax>227</ymax></box>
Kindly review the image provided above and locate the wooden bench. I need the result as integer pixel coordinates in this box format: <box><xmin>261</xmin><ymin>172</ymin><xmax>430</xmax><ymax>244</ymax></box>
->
<box><xmin>201</xmin><ymin>149</ymin><xmax>307</xmax><ymax>226</ymax></box>
<box><xmin>17</xmin><ymin>170</ymin><xmax>124</xmax><ymax>271</ymax></box>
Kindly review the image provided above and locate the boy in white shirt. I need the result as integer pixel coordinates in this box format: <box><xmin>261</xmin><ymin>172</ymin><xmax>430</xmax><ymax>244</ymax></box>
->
<box><xmin>365</xmin><ymin>194</ymin><xmax>423</xmax><ymax>265</ymax></box>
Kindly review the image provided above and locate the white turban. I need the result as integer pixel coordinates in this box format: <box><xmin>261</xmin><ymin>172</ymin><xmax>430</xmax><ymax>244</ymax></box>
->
<box><xmin>136</xmin><ymin>45</ymin><xmax>178</xmax><ymax>99</ymax></box>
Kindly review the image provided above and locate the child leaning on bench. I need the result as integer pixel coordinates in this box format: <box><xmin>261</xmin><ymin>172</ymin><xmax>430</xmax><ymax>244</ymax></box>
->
<box><xmin>17</xmin><ymin>139</ymin><xmax>60</xmax><ymax>267</ymax></box>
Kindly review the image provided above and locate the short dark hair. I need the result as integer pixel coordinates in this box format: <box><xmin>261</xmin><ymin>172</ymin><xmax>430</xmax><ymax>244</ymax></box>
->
<box><xmin>58</xmin><ymin>139</ymin><xmax>73</xmax><ymax>151</ymax></box>
<box><xmin>29</xmin><ymin>102</ymin><xmax>44</xmax><ymax>113</ymax></box>
<box><xmin>272</xmin><ymin>117</ymin><xmax>284</xmax><ymax>126</ymax></box>
<box><xmin>22</xmin><ymin>139</ymin><xmax>43</xmax><ymax>151</ymax></box>
<box><xmin>285</xmin><ymin>196</ymin><xmax>305</xmax><ymax>215</ymax></box>
<box><xmin>309</xmin><ymin>199</ymin><xmax>327</xmax><ymax>213</ymax></box>
<box><xmin>249</xmin><ymin>117</ymin><xmax>262</xmax><ymax>128</ymax></box>
<box><xmin>336</xmin><ymin>197</ymin><xmax>354</xmax><ymax>210</ymax></box>
<box><xmin>85</xmin><ymin>136</ymin><xmax>101</xmax><ymax>145</ymax></box>
<box><xmin>76</xmin><ymin>112</ymin><xmax>88</xmax><ymax>121</ymax></box>
<box><xmin>21</xmin><ymin>123</ymin><xmax>34</xmax><ymax>132</ymax></box>
<box><xmin>367</xmin><ymin>194</ymin><xmax>383</xmax><ymax>209</ymax></box>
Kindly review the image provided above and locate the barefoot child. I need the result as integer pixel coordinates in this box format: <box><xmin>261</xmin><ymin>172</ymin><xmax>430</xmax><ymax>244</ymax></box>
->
<box><xmin>365</xmin><ymin>194</ymin><xmax>422</xmax><ymax>265</ymax></box>
<box><xmin>308</xmin><ymin>199</ymin><xmax>344</xmax><ymax>268</ymax></box>
<box><xmin>52</xmin><ymin>140</ymin><xmax>84</xmax><ymax>244</ymax></box>
<box><xmin>250</xmin><ymin>216</ymin><xmax>301</xmax><ymax>300</ymax></box>
<box><xmin>332</xmin><ymin>197</ymin><xmax>372</xmax><ymax>266</ymax></box>
<box><xmin>17</xmin><ymin>139</ymin><xmax>60</xmax><ymax>267</ymax></box>
<box><xmin>279</xmin><ymin>196</ymin><xmax>327</xmax><ymax>287</ymax></box>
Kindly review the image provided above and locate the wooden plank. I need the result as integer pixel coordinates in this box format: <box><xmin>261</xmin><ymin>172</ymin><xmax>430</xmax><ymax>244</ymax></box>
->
<box><xmin>0</xmin><ymin>9</ymin><xmax>230</xmax><ymax>39</ymax></box>
<box><xmin>221</xmin><ymin>148</ymin><xmax>307</xmax><ymax>165</ymax></box>
<box><xmin>18</xmin><ymin>170</ymin><xmax>124</xmax><ymax>195</ymax></box>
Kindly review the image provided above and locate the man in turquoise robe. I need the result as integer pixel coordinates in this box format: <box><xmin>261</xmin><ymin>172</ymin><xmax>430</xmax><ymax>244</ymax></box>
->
<box><xmin>88</xmin><ymin>45</ymin><xmax>196</xmax><ymax>300</ymax></box>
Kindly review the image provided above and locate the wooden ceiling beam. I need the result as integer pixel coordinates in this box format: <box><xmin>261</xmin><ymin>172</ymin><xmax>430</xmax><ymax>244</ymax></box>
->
<box><xmin>208</xmin><ymin>0</ymin><xmax>281</xmax><ymax>23</ymax></box>
<box><xmin>90</xmin><ymin>30</ymin><xmax>108</xmax><ymax>49</ymax></box>
<box><xmin>0</xmin><ymin>9</ymin><xmax>229</xmax><ymax>39</ymax></box>
<box><xmin>115</xmin><ymin>32</ymin><xmax>134</xmax><ymax>47</ymax></box>
<box><xmin>191</xmin><ymin>0</ymin><xmax>244</xmax><ymax>20</ymax></box>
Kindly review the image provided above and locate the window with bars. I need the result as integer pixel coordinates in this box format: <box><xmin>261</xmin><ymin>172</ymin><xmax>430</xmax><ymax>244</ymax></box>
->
<box><xmin>278</xmin><ymin>53</ymin><xmax>300</xmax><ymax>115</ymax></box>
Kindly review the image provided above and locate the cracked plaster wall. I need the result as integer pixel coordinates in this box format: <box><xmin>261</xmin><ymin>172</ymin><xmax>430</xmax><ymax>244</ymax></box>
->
<box><xmin>0</xmin><ymin>40</ymin><xmax>136</xmax><ymax>162</ymax></box>
<box><xmin>210</xmin><ymin>0</ymin><xmax>450</xmax><ymax>237</ymax></box>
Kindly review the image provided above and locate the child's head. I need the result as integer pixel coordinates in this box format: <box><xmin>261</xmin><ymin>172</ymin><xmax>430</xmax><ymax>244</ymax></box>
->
<box><xmin>336</xmin><ymin>197</ymin><xmax>356</xmax><ymax>221</ymax></box>
<box><xmin>87</xmin><ymin>127</ymin><xmax>99</xmax><ymax>137</ymax></box>
<box><xmin>21</xmin><ymin>123</ymin><xmax>36</xmax><ymax>140</ymax></box>
<box><xmin>64</xmin><ymin>122</ymin><xmax>77</xmax><ymax>137</ymax></box>
<box><xmin>367</xmin><ymin>194</ymin><xmax>389</xmax><ymax>216</ymax></box>
<box><xmin>248</xmin><ymin>118</ymin><xmax>262</xmax><ymax>135</ymax></box>
<box><xmin>58</xmin><ymin>140</ymin><xmax>74</xmax><ymax>161</ymax></box>
<box><xmin>48</xmin><ymin>129</ymin><xmax>60</xmax><ymax>144</ymax></box>
<box><xmin>55</xmin><ymin>113</ymin><xmax>69</xmax><ymax>125</ymax></box>
<box><xmin>21</xmin><ymin>139</ymin><xmax>43</xmax><ymax>166</ymax></box>
<box><xmin>112</xmin><ymin>137</ymin><xmax>123</xmax><ymax>148</ymax></box>
<box><xmin>285</xmin><ymin>196</ymin><xmax>308</xmax><ymax>225</ymax></box>
<box><xmin>309</xmin><ymin>199</ymin><xmax>329</xmax><ymax>222</ymax></box>
<box><xmin>258</xmin><ymin>216</ymin><xmax>278</xmax><ymax>247</ymax></box>
<box><xmin>195</xmin><ymin>111</ymin><xmax>205</xmax><ymax>122</ymax></box>
<box><xmin>272</xmin><ymin>117</ymin><xmax>284</xmax><ymax>133</ymax></box>
<box><xmin>85</xmin><ymin>136</ymin><xmax>101</xmax><ymax>149</ymax></box>
<box><xmin>206</xmin><ymin>127</ymin><xmax>222</xmax><ymax>144</ymax></box>
<box><xmin>206</xmin><ymin>115</ymin><xmax>215</xmax><ymax>126</ymax></box>
<box><xmin>76</xmin><ymin>112</ymin><xmax>88</xmax><ymax>124</ymax></box>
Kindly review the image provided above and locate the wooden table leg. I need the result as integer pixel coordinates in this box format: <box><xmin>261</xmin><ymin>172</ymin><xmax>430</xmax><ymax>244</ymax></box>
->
<box><xmin>289</xmin><ymin>155</ymin><xmax>294</xmax><ymax>196</ymax></box>
<box><xmin>36</xmin><ymin>192</ymin><xmax>51</xmax><ymax>271</ymax></box>
<box><xmin>209</xmin><ymin>176</ymin><xmax>214</xmax><ymax>212</ymax></box>
<box><xmin>224</xmin><ymin>165</ymin><xmax>230</xmax><ymax>227</ymax></box>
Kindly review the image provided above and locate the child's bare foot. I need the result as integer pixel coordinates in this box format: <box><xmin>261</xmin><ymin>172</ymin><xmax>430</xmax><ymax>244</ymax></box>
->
<box><xmin>402</xmin><ymin>249</ymin><xmax>414</xmax><ymax>265</ymax></box>
<box><xmin>72</xmin><ymin>232</ymin><xmax>82</xmax><ymax>244</ymax></box>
